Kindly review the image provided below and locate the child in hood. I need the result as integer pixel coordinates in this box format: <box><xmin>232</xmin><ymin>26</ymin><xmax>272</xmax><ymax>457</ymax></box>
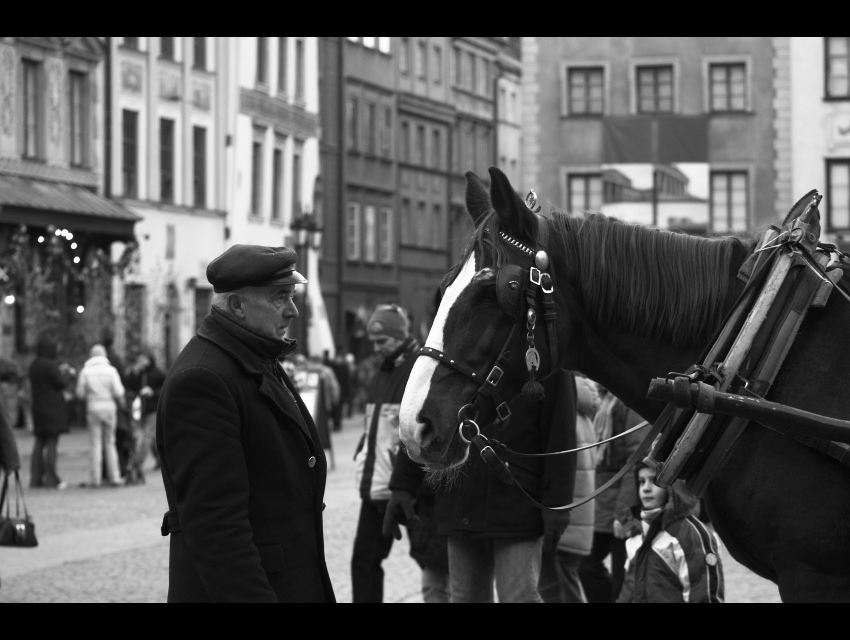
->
<box><xmin>617</xmin><ymin>461</ymin><xmax>724</xmax><ymax>603</ymax></box>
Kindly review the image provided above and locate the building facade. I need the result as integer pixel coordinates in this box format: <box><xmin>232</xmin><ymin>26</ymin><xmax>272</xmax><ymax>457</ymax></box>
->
<box><xmin>0</xmin><ymin>37</ymin><xmax>139</xmax><ymax>371</ymax></box>
<box><xmin>317</xmin><ymin>37</ymin><xmax>517</xmax><ymax>358</ymax></box>
<box><xmin>106</xmin><ymin>36</ymin><xmax>229</xmax><ymax>368</ymax></box>
<box><xmin>776</xmin><ymin>37</ymin><xmax>850</xmax><ymax>253</ymax></box>
<box><xmin>232</xmin><ymin>37</ymin><xmax>325</xmax><ymax>355</ymax></box>
<box><xmin>522</xmin><ymin>37</ymin><xmax>777</xmax><ymax>236</ymax></box>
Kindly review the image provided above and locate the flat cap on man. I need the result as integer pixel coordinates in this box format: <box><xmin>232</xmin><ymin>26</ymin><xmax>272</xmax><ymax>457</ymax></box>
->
<box><xmin>206</xmin><ymin>244</ymin><xmax>308</xmax><ymax>293</ymax></box>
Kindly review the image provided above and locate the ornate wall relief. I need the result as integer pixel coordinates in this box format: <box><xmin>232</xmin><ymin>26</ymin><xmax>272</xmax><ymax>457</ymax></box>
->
<box><xmin>0</xmin><ymin>44</ymin><xmax>15</xmax><ymax>137</ymax></box>
<box><xmin>192</xmin><ymin>80</ymin><xmax>210</xmax><ymax>110</ymax></box>
<box><xmin>121</xmin><ymin>60</ymin><xmax>143</xmax><ymax>94</ymax></box>
<box><xmin>159</xmin><ymin>71</ymin><xmax>181</xmax><ymax>101</ymax></box>
<box><xmin>46</xmin><ymin>57</ymin><xmax>63</xmax><ymax>145</ymax></box>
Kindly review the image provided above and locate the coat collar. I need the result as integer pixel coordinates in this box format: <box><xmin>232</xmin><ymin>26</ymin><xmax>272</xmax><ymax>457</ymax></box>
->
<box><xmin>198</xmin><ymin>307</ymin><xmax>298</xmax><ymax>374</ymax></box>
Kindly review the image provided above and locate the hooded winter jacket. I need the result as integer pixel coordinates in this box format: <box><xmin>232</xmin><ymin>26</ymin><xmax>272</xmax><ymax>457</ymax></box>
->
<box><xmin>617</xmin><ymin>478</ymin><xmax>724</xmax><ymax>603</ymax></box>
<box><xmin>76</xmin><ymin>355</ymin><xmax>125</xmax><ymax>410</ymax></box>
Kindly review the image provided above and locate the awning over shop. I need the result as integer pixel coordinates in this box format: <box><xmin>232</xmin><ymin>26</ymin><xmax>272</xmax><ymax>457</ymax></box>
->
<box><xmin>0</xmin><ymin>175</ymin><xmax>140</xmax><ymax>239</ymax></box>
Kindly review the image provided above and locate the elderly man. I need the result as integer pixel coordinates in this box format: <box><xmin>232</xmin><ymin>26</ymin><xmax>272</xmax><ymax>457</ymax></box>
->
<box><xmin>157</xmin><ymin>244</ymin><xmax>335</xmax><ymax>603</ymax></box>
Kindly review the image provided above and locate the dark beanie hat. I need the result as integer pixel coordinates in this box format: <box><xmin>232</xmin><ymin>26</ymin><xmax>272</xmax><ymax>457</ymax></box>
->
<box><xmin>206</xmin><ymin>244</ymin><xmax>307</xmax><ymax>293</ymax></box>
<box><xmin>367</xmin><ymin>304</ymin><xmax>410</xmax><ymax>340</ymax></box>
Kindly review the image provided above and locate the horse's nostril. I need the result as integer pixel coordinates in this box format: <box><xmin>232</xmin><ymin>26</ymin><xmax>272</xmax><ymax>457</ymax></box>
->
<box><xmin>416</xmin><ymin>413</ymin><xmax>435</xmax><ymax>447</ymax></box>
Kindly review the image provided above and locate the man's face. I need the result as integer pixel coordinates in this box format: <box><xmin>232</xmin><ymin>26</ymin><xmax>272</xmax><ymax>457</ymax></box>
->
<box><xmin>369</xmin><ymin>333</ymin><xmax>404</xmax><ymax>358</ymax></box>
<box><xmin>240</xmin><ymin>285</ymin><xmax>299</xmax><ymax>341</ymax></box>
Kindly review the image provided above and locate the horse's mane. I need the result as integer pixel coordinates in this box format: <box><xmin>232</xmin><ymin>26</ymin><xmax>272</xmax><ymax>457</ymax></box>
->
<box><xmin>552</xmin><ymin>210</ymin><xmax>758</xmax><ymax>347</ymax></box>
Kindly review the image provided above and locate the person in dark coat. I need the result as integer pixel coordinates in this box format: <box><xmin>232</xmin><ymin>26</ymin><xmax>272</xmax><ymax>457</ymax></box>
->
<box><xmin>28</xmin><ymin>331</ymin><xmax>75</xmax><ymax>490</ymax></box>
<box><xmin>125</xmin><ymin>350</ymin><xmax>167</xmax><ymax>479</ymax></box>
<box><xmin>156</xmin><ymin>244</ymin><xmax>335</xmax><ymax>603</ymax></box>
<box><xmin>386</xmin><ymin>368</ymin><xmax>577</xmax><ymax>603</ymax></box>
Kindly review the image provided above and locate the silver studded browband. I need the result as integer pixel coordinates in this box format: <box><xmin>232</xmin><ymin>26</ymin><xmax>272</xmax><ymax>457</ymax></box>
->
<box><xmin>498</xmin><ymin>231</ymin><xmax>535</xmax><ymax>257</ymax></box>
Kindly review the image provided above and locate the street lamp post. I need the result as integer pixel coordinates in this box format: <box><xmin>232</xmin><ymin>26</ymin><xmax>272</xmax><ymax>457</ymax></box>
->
<box><xmin>290</xmin><ymin>212</ymin><xmax>323</xmax><ymax>356</ymax></box>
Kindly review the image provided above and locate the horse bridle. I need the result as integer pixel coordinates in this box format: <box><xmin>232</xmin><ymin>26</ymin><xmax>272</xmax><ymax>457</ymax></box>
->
<box><xmin>417</xmin><ymin>194</ymin><xmax>560</xmax><ymax>454</ymax></box>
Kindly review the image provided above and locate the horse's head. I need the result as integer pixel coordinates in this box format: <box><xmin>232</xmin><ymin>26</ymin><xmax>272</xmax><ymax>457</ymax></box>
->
<box><xmin>399</xmin><ymin>166</ymin><xmax>555</xmax><ymax>469</ymax></box>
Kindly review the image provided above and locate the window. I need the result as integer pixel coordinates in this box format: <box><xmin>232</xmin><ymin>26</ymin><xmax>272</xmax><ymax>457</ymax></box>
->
<box><xmin>193</xmin><ymin>126</ymin><xmax>206</xmax><ymax>208</ymax></box>
<box><xmin>292</xmin><ymin>140</ymin><xmax>303</xmax><ymax>215</ymax></box>
<box><xmin>416</xmin><ymin>201</ymin><xmax>427</xmax><ymax>247</ymax></box>
<box><xmin>432</xmin><ymin>45</ymin><xmax>442</xmax><ymax>84</ymax></box>
<box><xmin>122</xmin><ymin>109</ymin><xmax>138</xmax><ymax>198</ymax></box>
<box><xmin>346</xmin><ymin>203</ymin><xmax>361</xmax><ymax>260</ymax></box>
<box><xmin>416</xmin><ymin>125</ymin><xmax>425</xmax><ymax>166</ymax></box>
<box><xmin>278</xmin><ymin>37</ymin><xmax>288</xmax><ymax>94</ymax></box>
<box><xmin>364</xmin><ymin>205</ymin><xmax>377</xmax><ymax>262</ymax></box>
<box><xmin>166</xmin><ymin>224</ymin><xmax>175</xmax><ymax>260</ymax></box>
<box><xmin>432</xmin><ymin>204</ymin><xmax>442</xmax><ymax>248</ymax></box>
<box><xmin>479</xmin><ymin>59</ymin><xmax>489</xmax><ymax>96</ymax></box>
<box><xmin>567</xmin><ymin>66</ymin><xmax>604</xmax><ymax>115</ymax></box>
<box><xmin>257</xmin><ymin>37</ymin><xmax>268</xmax><ymax>85</ymax></box>
<box><xmin>710</xmin><ymin>63</ymin><xmax>746</xmax><ymax>112</ymax></box>
<box><xmin>160</xmin><ymin>118</ymin><xmax>175</xmax><ymax>203</ymax></box>
<box><xmin>400</xmin><ymin>121</ymin><xmax>409</xmax><ymax>162</ymax></box>
<box><xmin>400</xmin><ymin>198</ymin><xmax>411</xmax><ymax>245</ymax></box>
<box><xmin>69</xmin><ymin>71</ymin><xmax>87</xmax><ymax>166</ymax></box>
<box><xmin>22</xmin><ymin>59</ymin><xmax>40</xmax><ymax>159</ymax></box>
<box><xmin>123</xmin><ymin>37</ymin><xmax>139</xmax><ymax>50</ymax></box>
<box><xmin>378</xmin><ymin>207</ymin><xmax>393</xmax><ymax>263</ymax></box>
<box><xmin>380</xmin><ymin>106</ymin><xmax>391</xmax><ymax>157</ymax></box>
<box><xmin>477</xmin><ymin>126</ymin><xmax>491</xmax><ymax>172</ymax></box>
<box><xmin>365</xmin><ymin>102</ymin><xmax>376</xmax><ymax>154</ymax></box>
<box><xmin>378</xmin><ymin>37</ymin><xmax>390</xmax><ymax>54</ymax></box>
<box><xmin>194</xmin><ymin>37</ymin><xmax>207</xmax><ymax>70</ymax></box>
<box><xmin>432</xmin><ymin>129</ymin><xmax>441</xmax><ymax>170</ymax></box>
<box><xmin>272</xmin><ymin>147</ymin><xmax>284</xmax><ymax>221</ymax></box>
<box><xmin>346</xmin><ymin>97</ymin><xmax>359</xmax><ymax>151</ymax></box>
<box><xmin>826</xmin><ymin>37</ymin><xmax>850</xmax><ymax>99</ymax></box>
<box><xmin>827</xmin><ymin>160</ymin><xmax>850</xmax><ymax>230</ymax></box>
<box><xmin>251</xmin><ymin>136</ymin><xmax>263</xmax><ymax>216</ymax></box>
<box><xmin>363</xmin><ymin>37</ymin><xmax>376</xmax><ymax>49</ymax></box>
<box><xmin>453</xmin><ymin>46</ymin><xmax>462</xmax><ymax>86</ymax></box>
<box><xmin>295</xmin><ymin>38</ymin><xmax>305</xmax><ymax>101</ymax></box>
<box><xmin>710</xmin><ymin>171</ymin><xmax>748</xmax><ymax>231</ymax></box>
<box><xmin>415</xmin><ymin>40</ymin><xmax>427</xmax><ymax>79</ymax></box>
<box><xmin>400</xmin><ymin>38</ymin><xmax>409</xmax><ymax>74</ymax></box>
<box><xmin>467</xmin><ymin>52</ymin><xmax>476</xmax><ymax>92</ymax></box>
<box><xmin>161</xmin><ymin>37</ymin><xmax>175</xmax><ymax>61</ymax></box>
<box><xmin>637</xmin><ymin>65</ymin><xmax>674</xmax><ymax>114</ymax></box>
<box><xmin>567</xmin><ymin>173</ymin><xmax>602</xmax><ymax>212</ymax></box>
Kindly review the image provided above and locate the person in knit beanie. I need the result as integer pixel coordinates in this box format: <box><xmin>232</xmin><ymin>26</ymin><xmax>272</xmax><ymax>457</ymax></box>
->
<box><xmin>352</xmin><ymin>304</ymin><xmax>449</xmax><ymax>603</ymax></box>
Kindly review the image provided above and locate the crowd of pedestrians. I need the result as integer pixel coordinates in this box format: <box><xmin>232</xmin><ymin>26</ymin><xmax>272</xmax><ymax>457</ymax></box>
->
<box><xmin>0</xmin><ymin>241</ymin><xmax>726</xmax><ymax>603</ymax></box>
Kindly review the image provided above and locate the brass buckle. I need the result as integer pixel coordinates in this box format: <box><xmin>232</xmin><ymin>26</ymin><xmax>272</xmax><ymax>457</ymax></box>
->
<box><xmin>530</xmin><ymin>267</ymin><xmax>542</xmax><ymax>286</ymax></box>
<box><xmin>486</xmin><ymin>366</ymin><xmax>504</xmax><ymax>386</ymax></box>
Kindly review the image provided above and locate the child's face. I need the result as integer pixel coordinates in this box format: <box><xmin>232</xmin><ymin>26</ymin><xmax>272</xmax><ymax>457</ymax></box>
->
<box><xmin>638</xmin><ymin>467</ymin><xmax>668</xmax><ymax>511</ymax></box>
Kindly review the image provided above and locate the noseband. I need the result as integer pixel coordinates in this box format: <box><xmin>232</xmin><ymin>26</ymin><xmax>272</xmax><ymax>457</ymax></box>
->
<box><xmin>417</xmin><ymin>202</ymin><xmax>559</xmax><ymax>434</ymax></box>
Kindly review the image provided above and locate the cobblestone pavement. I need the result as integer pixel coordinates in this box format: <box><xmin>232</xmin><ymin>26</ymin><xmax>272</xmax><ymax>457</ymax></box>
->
<box><xmin>0</xmin><ymin>414</ymin><xmax>780</xmax><ymax>603</ymax></box>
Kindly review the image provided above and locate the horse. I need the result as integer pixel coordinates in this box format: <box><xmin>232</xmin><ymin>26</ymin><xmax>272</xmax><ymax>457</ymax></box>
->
<box><xmin>398</xmin><ymin>165</ymin><xmax>850</xmax><ymax>602</ymax></box>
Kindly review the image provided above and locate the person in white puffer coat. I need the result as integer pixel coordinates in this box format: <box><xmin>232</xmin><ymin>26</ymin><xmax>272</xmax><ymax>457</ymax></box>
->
<box><xmin>76</xmin><ymin>344</ymin><xmax>126</xmax><ymax>487</ymax></box>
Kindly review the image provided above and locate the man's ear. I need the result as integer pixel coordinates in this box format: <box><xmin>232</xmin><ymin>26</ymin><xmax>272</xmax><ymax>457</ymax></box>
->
<box><xmin>227</xmin><ymin>293</ymin><xmax>245</xmax><ymax>318</ymax></box>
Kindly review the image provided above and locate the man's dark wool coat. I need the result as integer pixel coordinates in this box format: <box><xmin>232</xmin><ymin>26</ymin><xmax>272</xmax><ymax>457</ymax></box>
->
<box><xmin>156</xmin><ymin>308</ymin><xmax>335</xmax><ymax>602</ymax></box>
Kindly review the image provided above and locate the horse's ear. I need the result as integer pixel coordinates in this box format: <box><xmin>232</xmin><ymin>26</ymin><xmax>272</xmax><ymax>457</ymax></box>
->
<box><xmin>488</xmin><ymin>166</ymin><xmax>537</xmax><ymax>240</ymax></box>
<box><xmin>465</xmin><ymin>171</ymin><xmax>491</xmax><ymax>227</ymax></box>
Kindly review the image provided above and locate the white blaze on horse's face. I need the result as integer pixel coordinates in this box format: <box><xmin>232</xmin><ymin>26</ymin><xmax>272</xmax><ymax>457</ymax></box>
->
<box><xmin>399</xmin><ymin>252</ymin><xmax>479</xmax><ymax>461</ymax></box>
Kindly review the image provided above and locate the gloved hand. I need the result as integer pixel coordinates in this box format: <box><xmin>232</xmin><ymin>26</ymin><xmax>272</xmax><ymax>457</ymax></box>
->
<box><xmin>542</xmin><ymin>509</ymin><xmax>571</xmax><ymax>553</ymax></box>
<box><xmin>381</xmin><ymin>490</ymin><xmax>419</xmax><ymax>540</ymax></box>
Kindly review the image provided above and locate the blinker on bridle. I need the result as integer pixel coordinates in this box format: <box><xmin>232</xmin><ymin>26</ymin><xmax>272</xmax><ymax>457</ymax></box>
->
<box><xmin>418</xmin><ymin>188</ymin><xmax>559</xmax><ymax>445</ymax></box>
